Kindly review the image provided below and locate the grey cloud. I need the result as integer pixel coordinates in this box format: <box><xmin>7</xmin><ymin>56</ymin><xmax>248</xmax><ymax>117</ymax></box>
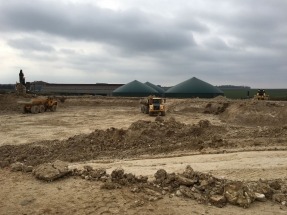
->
<box><xmin>59</xmin><ymin>48</ymin><xmax>77</xmax><ymax>55</ymax></box>
<box><xmin>0</xmin><ymin>1</ymin><xmax>195</xmax><ymax>54</ymax></box>
<box><xmin>8</xmin><ymin>37</ymin><xmax>55</xmax><ymax>52</ymax></box>
<box><xmin>175</xmin><ymin>15</ymin><xmax>209</xmax><ymax>33</ymax></box>
<box><xmin>198</xmin><ymin>0</ymin><xmax>287</xmax><ymax>50</ymax></box>
<box><xmin>202</xmin><ymin>37</ymin><xmax>230</xmax><ymax>50</ymax></box>
<box><xmin>0</xmin><ymin>0</ymin><xmax>286</xmax><ymax>88</ymax></box>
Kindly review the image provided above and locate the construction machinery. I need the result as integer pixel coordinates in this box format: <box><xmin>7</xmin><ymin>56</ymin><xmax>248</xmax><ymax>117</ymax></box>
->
<box><xmin>254</xmin><ymin>89</ymin><xmax>269</xmax><ymax>100</ymax></box>
<box><xmin>15</xmin><ymin>69</ymin><xmax>27</xmax><ymax>95</ymax></box>
<box><xmin>18</xmin><ymin>97</ymin><xmax>58</xmax><ymax>114</ymax></box>
<box><xmin>140</xmin><ymin>95</ymin><xmax>166</xmax><ymax>116</ymax></box>
<box><xmin>15</xmin><ymin>83</ymin><xmax>26</xmax><ymax>96</ymax></box>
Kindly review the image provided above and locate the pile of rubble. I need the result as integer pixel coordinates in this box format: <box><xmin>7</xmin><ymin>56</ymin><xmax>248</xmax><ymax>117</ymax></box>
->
<box><xmin>9</xmin><ymin>160</ymin><xmax>287</xmax><ymax>209</ymax></box>
<box><xmin>71</xmin><ymin>166</ymin><xmax>287</xmax><ymax>209</ymax></box>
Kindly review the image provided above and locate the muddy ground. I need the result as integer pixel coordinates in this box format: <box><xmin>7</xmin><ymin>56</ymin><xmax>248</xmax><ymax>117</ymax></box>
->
<box><xmin>0</xmin><ymin>93</ymin><xmax>287</xmax><ymax>215</ymax></box>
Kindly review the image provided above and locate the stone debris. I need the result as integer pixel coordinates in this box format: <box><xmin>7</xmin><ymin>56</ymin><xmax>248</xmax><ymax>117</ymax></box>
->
<box><xmin>273</xmin><ymin>193</ymin><xmax>287</xmax><ymax>204</ymax></box>
<box><xmin>224</xmin><ymin>182</ymin><xmax>255</xmax><ymax>208</ymax></box>
<box><xmin>33</xmin><ymin>160</ymin><xmax>71</xmax><ymax>181</ymax></box>
<box><xmin>209</xmin><ymin>195</ymin><xmax>226</xmax><ymax>208</ymax></box>
<box><xmin>49</xmin><ymin>164</ymin><xmax>287</xmax><ymax>209</ymax></box>
<box><xmin>10</xmin><ymin>162</ymin><xmax>35</xmax><ymax>172</ymax></box>
<box><xmin>11</xmin><ymin>162</ymin><xmax>24</xmax><ymax>171</ymax></box>
<box><xmin>5</xmin><ymin>158</ymin><xmax>287</xmax><ymax>209</ymax></box>
<box><xmin>22</xmin><ymin>165</ymin><xmax>33</xmax><ymax>172</ymax></box>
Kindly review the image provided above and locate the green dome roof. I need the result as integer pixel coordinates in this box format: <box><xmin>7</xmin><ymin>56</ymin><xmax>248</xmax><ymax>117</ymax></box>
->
<box><xmin>113</xmin><ymin>80</ymin><xmax>158</xmax><ymax>97</ymax></box>
<box><xmin>145</xmin><ymin>82</ymin><xmax>165</xmax><ymax>95</ymax></box>
<box><xmin>166</xmin><ymin>77</ymin><xmax>224</xmax><ymax>98</ymax></box>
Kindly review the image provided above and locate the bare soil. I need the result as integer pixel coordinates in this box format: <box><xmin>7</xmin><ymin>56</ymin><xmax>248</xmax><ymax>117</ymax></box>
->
<box><xmin>1</xmin><ymin>94</ymin><xmax>287</xmax><ymax>214</ymax></box>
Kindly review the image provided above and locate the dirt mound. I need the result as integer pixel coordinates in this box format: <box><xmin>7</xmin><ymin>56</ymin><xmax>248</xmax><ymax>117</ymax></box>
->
<box><xmin>204</xmin><ymin>102</ymin><xmax>229</xmax><ymax>115</ymax></box>
<box><xmin>0</xmin><ymin>94</ymin><xmax>140</xmax><ymax>114</ymax></box>
<box><xmin>2</xmin><ymin>114</ymin><xmax>287</xmax><ymax>168</ymax></box>
<box><xmin>167</xmin><ymin>98</ymin><xmax>287</xmax><ymax>127</ymax></box>
<box><xmin>221</xmin><ymin>100</ymin><xmax>287</xmax><ymax>126</ymax></box>
<box><xmin>0</xmin><ymin>93</ymin><xmax>34</xmax><ymax>113</ymax></box>
<box><xmin>167</xmin><ymin>98</ymin><xmax>230</xmax><ymax>116</ymax></box>
<box><xmin>0</xmin><ymin>118</ymin><xmax>227</xmax><ymax>166</ymax></box>
<box><xmin>212</xmin><ymin>95</ymin><xmax>228</xmax><ymax>101</ymax></box>
<box><xmin>64</xmin><ymin>96</ymin><xmax>140</xmax><ymax>107</ymax></box>
<box><xmin>167</xmin><ymin>99</ymin><xmax>207</xmax><ymax>114</ymax></box>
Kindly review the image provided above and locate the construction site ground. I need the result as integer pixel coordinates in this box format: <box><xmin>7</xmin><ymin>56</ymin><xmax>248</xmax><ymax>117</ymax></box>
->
<box><xmin>1</xmin><ymin>94</ymin><xmax>287</xmax><ymax>215</ymax></box>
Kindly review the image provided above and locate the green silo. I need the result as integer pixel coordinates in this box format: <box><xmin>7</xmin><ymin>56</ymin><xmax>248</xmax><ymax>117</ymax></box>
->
<box><xmin>145</xmin><ymin>82</ymin><xmax>165</xmax><ymax>97</ymax></box>
<box><xmin>113</xmin><ymin>80</ymin><xmax>158</xmax><ymax>97</ymax></box>
<box><xmin>165</xmin><ymin>77</ymin><xmax>224</xmax><ymax>98</ymax></box>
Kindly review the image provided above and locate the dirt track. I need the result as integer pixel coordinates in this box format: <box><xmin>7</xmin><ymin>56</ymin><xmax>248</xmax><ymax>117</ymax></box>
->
<box><xmin>1</xmin><ymin>94</ymin><xmax>287</xmax><ymax>214</ymax></box>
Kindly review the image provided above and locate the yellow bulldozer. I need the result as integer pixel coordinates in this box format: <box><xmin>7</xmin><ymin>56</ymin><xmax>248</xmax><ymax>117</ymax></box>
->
<box><xmin>18</xmin><ymin>97</ymin><xmax>58</xmax><ymax>114</ymax></box>
<box><xmin>140</xmin><ymin>95</ymin><xmax>166</xmax><ymax>116</ymax></box>
<box><xmin>254</xmin><ymin>89</ymin><xmax>269</xmax><ymax>100</ymax></box>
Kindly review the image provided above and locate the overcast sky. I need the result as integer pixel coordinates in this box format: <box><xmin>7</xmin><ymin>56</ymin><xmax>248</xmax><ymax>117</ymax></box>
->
<box><xmin>0</xmin><ymin>0</ymin><xmax>286</xmax><ymax>88</ymax></box>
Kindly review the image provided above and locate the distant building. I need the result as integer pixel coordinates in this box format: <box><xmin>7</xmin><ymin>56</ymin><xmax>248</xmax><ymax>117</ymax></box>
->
<box><xmin>0</xmin><ymin>84</ymin><xmax>15</xmax><ymax>93</ymax></box>
<box><xmin>28</xmin><ymin>81</ymin><xmax>123</xmax><ymax>96</ymax></box>
<box><xmin>218</xmin><ymin>85</ymin><xmax>251</xmax><ymax>89</ymax></box>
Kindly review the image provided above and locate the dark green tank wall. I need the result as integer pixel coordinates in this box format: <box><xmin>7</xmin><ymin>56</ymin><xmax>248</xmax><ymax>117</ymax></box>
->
<box><xmin>165</xmin><ymin>77</ymin><xmax>224</xmax><ymax>98</ymax></box>
<box><xmin>113</xmin><ymin>80</ymin><xmax>159</xmax><ymax>97</ymax></box>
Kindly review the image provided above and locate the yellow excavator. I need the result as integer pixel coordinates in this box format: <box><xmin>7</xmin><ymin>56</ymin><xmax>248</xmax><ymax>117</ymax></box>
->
<box><xmin>254</xmin><ymin>89</ymin><xmax>269</xmax><ymax>100</ymax></box>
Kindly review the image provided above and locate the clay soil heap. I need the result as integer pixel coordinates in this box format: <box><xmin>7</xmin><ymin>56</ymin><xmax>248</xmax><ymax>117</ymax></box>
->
<box><xmin>1</xmin><ymin>93</ymin><xmax>287</xmax><ymax>215</ymax></box>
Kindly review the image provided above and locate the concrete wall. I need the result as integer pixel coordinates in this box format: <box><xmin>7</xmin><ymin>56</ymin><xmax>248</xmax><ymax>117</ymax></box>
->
<box><xmin>29</xmin><ymin>83</ymin><xmax>123</xmax><ymax>96</ymax></box>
